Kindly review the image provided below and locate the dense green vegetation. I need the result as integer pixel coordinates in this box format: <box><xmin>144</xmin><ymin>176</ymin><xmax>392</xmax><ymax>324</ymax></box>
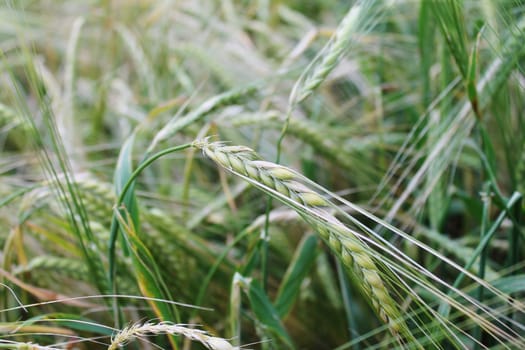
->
<box><xmin>1</xmin><ymin>0</ymin><xmax>524</xmax><ymax>349</ymax></box>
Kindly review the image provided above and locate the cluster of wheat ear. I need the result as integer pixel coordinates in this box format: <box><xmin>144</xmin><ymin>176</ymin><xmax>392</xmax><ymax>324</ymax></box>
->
<box><xmin>193</xmin><ymin>139</ymin><xmax>409</xmax><ymax>341</ymax></box>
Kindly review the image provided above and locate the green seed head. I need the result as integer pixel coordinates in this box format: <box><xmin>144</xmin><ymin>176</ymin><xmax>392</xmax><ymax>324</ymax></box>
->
<box><xmin>365</xmin><ymin>270</ymin><xmax>384</xmax><ymax>289</ymax></box>
<box><xmin>341</xmin><ymin>248</ymin><xmax>354</xmax><ymax>266</ymax></box>
<box><xmin>229</xmin><ymin>156</ymin><xmax>246</xmax><ymax>174</ymax></box>
<box><xmin>259</xmin><ymin>171</ymin><xmax>275</xmax><ymax>188</ymax></box>
<box><xmin>245</xmin><ymin>163</ymin><xmax>260</xmax><ymax>179</ymax></box>
<box><xmin>204</xmin><ymin>147</ymin><xmax>218</xmax><ymax>162</ymax></box>
<box><xmin>300</xmin><ymin>192</ymin><xmax>329</xmax><ymax>207</ymax></box>
<box><xmin>342</xmin><ymin>238</ymin><xmax>365</xmax><ymax>255</ymax></box>
<box><xmin>274</xmin><ymin>181</ymin><xmax>290</xmax><ymax>196</ymax></box>
<box><xmin>329</xmin><ymin>234</ymin><xmax>342</xmax><ymax>253</ymax></box>
<box><xmin>389</xmin><ymin>318</ymin><xmax>402</xmax><ymax>333</ymax></box>
<box><xmin>215</xmin><ymin>151</ymin><xmax>230</xmax><ymax>168</ymax></box>
<box><xmin>370</xmin><ymin>286</ymin><xmax>390</xmax><ymax>307</ymax></box>
<box><xmin>317</xmin><ymin>226</ymin><xmax>330</xmax><ymax>239</ymax></box>
<box><xmin>353</xmin><ymin>253</ymin><xmax>376</xmax><ymax>271</ymax></box>
<box><xmin>252</xmin><ymin>161</ymin><xmax>296</xmax><ymax>180</ymax></box>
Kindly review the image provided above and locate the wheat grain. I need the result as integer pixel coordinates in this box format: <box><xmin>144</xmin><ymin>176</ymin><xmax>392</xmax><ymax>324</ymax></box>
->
<box><xmin>108</xmin><ymin>322</ymin><xmax>237</xmax><ymax>350</ymax></box>
<box><xmin>193</xmin><ymin>139</ymin><xmax>406</xmax><ymax>336</ymax></box>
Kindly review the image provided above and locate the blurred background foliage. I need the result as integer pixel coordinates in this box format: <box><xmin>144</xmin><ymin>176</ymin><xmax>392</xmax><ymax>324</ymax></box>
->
<box><xmin>0</xmin><ymin>0</ymin><xmax>524</xmax><ymax>349</ymax></box>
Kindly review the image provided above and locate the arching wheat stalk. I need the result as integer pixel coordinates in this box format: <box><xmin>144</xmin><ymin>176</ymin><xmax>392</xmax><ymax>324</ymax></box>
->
<box><xmin>192</xmin><ymin>139</ymin><xmax>410</xmax><ymax>342</ymax></box>
<box><xmin>193</xmin><ymin>139</ymin><xmax>525</xmax><ymax>349</ymax></box>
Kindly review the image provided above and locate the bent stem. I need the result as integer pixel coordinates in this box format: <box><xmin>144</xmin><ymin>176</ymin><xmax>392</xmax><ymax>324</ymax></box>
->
<box><xmin>107</xmin><ymin>143</ymin><xmax>193</xmax><ymax>313</ymax></box>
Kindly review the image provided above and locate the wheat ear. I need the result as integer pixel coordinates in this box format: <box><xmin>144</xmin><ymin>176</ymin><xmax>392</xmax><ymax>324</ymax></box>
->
<box><xmin>108</xmin><ymin>322</ymin><xmax>236</xmax><ymax>350</ymax></box>
<box><xmin>291</xmin><ymin>1</ymin><xmax>383</xmax><ymax>104</ymax></box>
<box><xmin>193</xmin><ymin>139</ymin><xmax>406</xmax><ymax>337</ymax></box>
<box><xmin>295</xmin><ymin>3</ymin><xmax>362</xmax><ymax>103</ymax></box>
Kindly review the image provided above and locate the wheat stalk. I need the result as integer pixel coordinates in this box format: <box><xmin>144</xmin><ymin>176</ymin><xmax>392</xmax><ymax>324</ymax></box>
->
<box><xmin>193</xmin><ymin>139</ymin><xmax>408</xmax><ymax>339</ymax></box>
<box><xmin>108</xmin><ymin>322</ymin><xmax>237</xmax><ymax>350</ymax></box>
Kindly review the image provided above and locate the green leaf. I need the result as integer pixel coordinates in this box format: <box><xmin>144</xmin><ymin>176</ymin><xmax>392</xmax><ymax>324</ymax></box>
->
<box><xmin>114</xmin><ymin>132</ymin><xmax>140</xmax><ymax>229</ymax></box>
<box><xmin>20</xmin><ymin>313</ymin><xmax>114</xmax><ymax>335</ymax></box>
<box><xmin>274</xmin><ymin>234</ymin><xmax>318</xmax><ymax>318</ymax></box>
<box><xmin>109</xmin><ymin>133</ymin><xmax>138</xmax><ymax>286</ymax></box>
<box><xmin>418</xmin><ymin>0</ymin><xmax>436</xmax><ymax>107</ymax></box>
<box><xmin>109</xmin><ymin>141</ymin><xmax>193</xmax><ymax>290</ymax></box>
<box><xmin>236</xmin><ymin>273</ymin><xmax>294</xmax><ymax>349</ymax></box>
<box><xmin>431</xmin><ymin>0</ymin><xmax>469</xmax><ymax>78</ymax></box>
<box><xmin>466</xmin><ymin>26</ymin><xmax>483</xmax><ymax>119</ymax></box>
<box><xmin>479</xmin><ymin>125</ymin><xmax>497</xmax><ymax>183</ymax></box>
<box><xmin>488</xmin><ymin>275</ymin><xmax>525</xmax><ymax>295</ymax></box>
<box><xmin>114</xmin><ymin>207</ymin><xmax>180</xmax><ymax>348</ymax></box>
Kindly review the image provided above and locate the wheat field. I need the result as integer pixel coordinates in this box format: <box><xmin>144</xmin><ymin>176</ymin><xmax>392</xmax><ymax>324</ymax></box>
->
<box><xmin>0</xmin><ymin>0</ymin><xmax>524</xmax><ymax>349</ymax></box>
